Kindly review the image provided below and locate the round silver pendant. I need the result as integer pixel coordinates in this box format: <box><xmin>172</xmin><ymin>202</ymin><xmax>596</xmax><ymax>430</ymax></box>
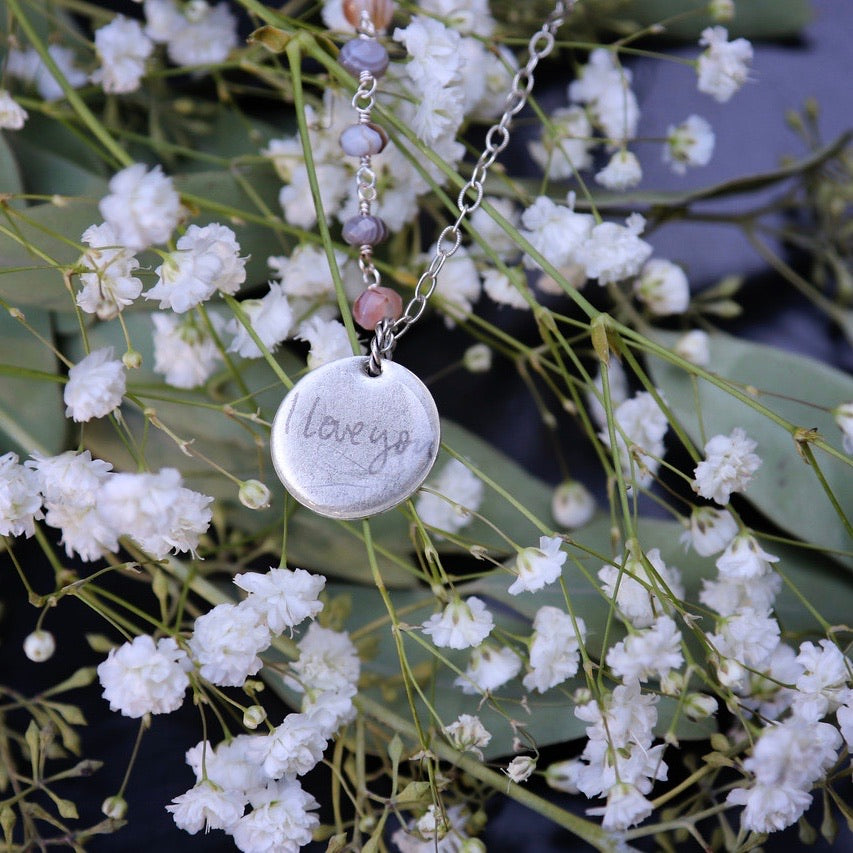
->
<box><xmin>270</xmin><ymin>356</ymin><xmax>440</xmax><ymax>519</ymax></box>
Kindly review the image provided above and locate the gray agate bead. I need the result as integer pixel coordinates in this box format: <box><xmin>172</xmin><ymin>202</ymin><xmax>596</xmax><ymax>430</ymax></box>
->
<box><xmin>342</xmin><ymin>214</ymin><xmax>388</xmax><ymax>246</ymax></box>
<box><xmin>340</xmin><ymin>123</ymin><xmax>388</xmax><ymax>157</ymax></box>
<box><xmin>339</xmin><ymin>38</ymin><xmax>389</xmax><ymax>78</ymax></box>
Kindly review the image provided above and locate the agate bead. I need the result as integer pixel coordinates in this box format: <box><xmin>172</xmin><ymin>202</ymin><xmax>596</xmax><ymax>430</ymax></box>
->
<box><xmin>339</xmin><ymin>122</ymin><xmax>388</xmax><ymax>157</ymax></box>
<box><xmin>339</xmin><ymin>38</ymin><xmax>389</xmax><ymax>78</ymax></box>
<box><xmin>353</xmin><ymin>286</ymin><xmax>403</xmax><ymax>330</ymax></box>
<box><xmin>343</xmin><ymin>0</ymin><xmax>394</xmax><ymax>30</ymax></box>
<box><xmin>342</xmin><ymin>214</ymin><xmax>388</xmax><ymax>246</ymax></box>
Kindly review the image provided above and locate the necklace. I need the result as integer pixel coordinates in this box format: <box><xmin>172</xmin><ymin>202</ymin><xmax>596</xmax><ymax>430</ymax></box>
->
<box><xmin>270</xmin><ymin>0</ymin><xmax>569</xmax><ymax>519</ymax></box>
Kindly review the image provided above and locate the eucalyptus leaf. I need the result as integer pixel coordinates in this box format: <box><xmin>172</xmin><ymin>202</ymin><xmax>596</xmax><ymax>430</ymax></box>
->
<box><xmin>0</xmin><ymin>132</ymin><xmax>24</xmax><ymax>198</ymax></box>
<box><xmin>0</xmin><ymin>306</ymin><xmax>65</xmax><ymax>455</ymax></box>
<box><xmin>648</xmin><ymin>332</ymin><xmax>853</xmax><ymax>568</ymax></box>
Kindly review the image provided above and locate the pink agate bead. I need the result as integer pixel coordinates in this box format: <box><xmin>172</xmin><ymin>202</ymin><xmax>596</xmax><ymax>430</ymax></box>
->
<box><xmin>353</xmin><ymin>286</ymin><xmax>403</xmax><ymax>330</ymax></box>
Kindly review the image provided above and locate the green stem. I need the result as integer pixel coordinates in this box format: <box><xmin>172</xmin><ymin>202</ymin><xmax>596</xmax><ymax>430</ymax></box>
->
<box><xmin>355</xmin><ymin>692</ymin><xmax>619</xmax><ymax>852</ymax></box>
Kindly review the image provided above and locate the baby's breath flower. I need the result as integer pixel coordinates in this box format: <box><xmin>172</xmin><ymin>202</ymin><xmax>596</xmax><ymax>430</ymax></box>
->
<box><xmin>63</xmin><ymin>347</ymin><xmax>126</xmax><ymax>423</ymax></box>
<box><xmin>834</xmin><ymin>402</ymin><xmax>853</xmax><ymax>453</ymax></box>
<box><xmin>238</xmin><ymin>479</ymin><xmax>271</xmax><ymax>510</ymax></box>
<box><xmin>504</xmin><ymin>755</ymin><xmax>536</xmax><ymax>784</ymax></box>
<box><xmin>415</xmin><ymin>458</ymin><xmax>483</xmax><ymax>538</ymax></box>
<box><xmin>443</xmin><ymin>713</ymin><xmax>492</xmax><ymax>759</ymax></box>
<box><xmin>595</xmin><ymin>150</ymin><xmax>643</xmax><ymax>190</ymax></box>
<box><xmin>454</xmin><ymin>644</ymin><xmax>521</xmax><ymax>695</ymax></box>
<box><xmin>634</xmin><ymin>258</ymin><xmax>690</xmax><ymax>316</ymax></box>
<box><xmin>102</xmin><ymin>795</ymin><xmax>128</xmax><ymax>819</ymax></box>
<box><xmin>692</xmin><ymin>427</ymin><xmax>762</xmax><ymax>505</ymax></box>
<box><xmin>24</xmin><ymin>629</ymin><xmax>56</xmax><ymax>662</ymax></box>
<box><xmin>508</xmin><ymin>535</ymin><xmax>567</xmax><ymax>595</ymax></box>
<box><xmin>0</xmin><ymin>452</ymin><xmax>42</xmax><ymax>538</ymax></box>
<box><xmin>296</xmin><ymin>317</ymin><xmax>356</xmax><ymax>369</ymax></box>
<box><xmin>463</xmin><ymin>343</ymin><xmax>492</xmax><ymax>373</ymax></box>
<box><xmin>422</xmin><ymin>596</ymin><xmax>494</xmax><ymax>649</ymax></box>
<box><xmin>664</xmin><ymin>114</ymin><xmax>715</xmax><ymax>174</ymax></box>
<box><xmin>696</xmin><ymin>26</ymin><xmax>753</xmax><ymax>103</ymax></box>
<box><xmin>681</xmin><ymin>506</ymin><xmax>739</xmax><ymax>556</ymax></box>
<box><xmin>234</xmin><ymin>567</ymin><xmax>325</xmax><ymax>635</ymax></box>
<box><xmin>576</xmin><ymin>213</ymin><xmax>653</xmax><ymax>286</ymax></box>
<box><xmin>675</xmin><ymin>329</ymin><xmax>711</xmax><ymax>366</ymax></box>
<box><xmin>551</xmin><ymin>480</ymin><xmax>596</xmax><ymax>529</ymax></box>
<box><xmin>91</xmin><ymin>15</ymin><xmax>153</xmax><ymax>94</ymax></box>
<box><xmin>0</xmin><ymin>89</ymin><xmax>28</xmax><ymax>129</ymax></box>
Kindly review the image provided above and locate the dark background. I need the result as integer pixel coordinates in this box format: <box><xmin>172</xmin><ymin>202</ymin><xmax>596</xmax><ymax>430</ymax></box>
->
<box><xmin>1</xmin><ymin>0</ymin><xmax>851</xmax><ymax>850</ymax></box>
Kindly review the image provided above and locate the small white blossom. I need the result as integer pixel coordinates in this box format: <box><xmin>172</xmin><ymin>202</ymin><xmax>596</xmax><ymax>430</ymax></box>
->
<box><xmin>727</xmin><ymin>718</ymin><xmax>841</xmax><ymax>833</ymax></box>
<box><xmin>568</xmin><ymin>48</ymin><xmax>639</xmax><ymax>142</ymax></box>
<box><xmin>576</xmin><ymin>213</ymin><xmax>652</xmax><ymax>286</ymax></box>
<box><xmin>296</xmin><ymin>317</ymin><xmax>354</xmax><ymax>369</ymax></box>
<box><xmin>444</xmin><ymin>714</ymin><xmax>492</xmax><ymax>760</ymax></box>
<box><xmin>528</xmin><ymin>106</ymin><xmax>595</xmax><ymax>179</ymax></box>
<box><xmin>233</xmin><ymin>567</ymin><xmax>326</xmax><ymax>635</ymax></box>
<box><xmin>454</xmin><ymin>645</ymin><xmax>521</xmax><ymax>695</ymax></box>
<box><xmin>523</xmin><ymin>606</ymin><xmax>585</xmax><ymax>693</ymax></box>
<box><xmin>151</xmin><ymin>311</ymin><xmax>225</xmax><ymax>389</ymax></box>
<box><xmin>419</xmin><ymin>0</ymin><xmax>496</xmax><ymax>37</ymax></box>
<box><xmin>99</xmin><ymin>163</ymin><xmax>182</xmax><ymax>251</ymax></box>
<box><xmin>551</xmin><ymin>480</ymin><xmax>596</xmax><ymax>529</ymax></box>
<box><xmin>508</xmin><ymin>535</ymin><xmax>567</xmax><ymax>595</ymax></box>
<box><xmin>24</xmin><ymin>630</ymin><xmax>56</xmax><ymax>662</ymax></box>
<box><xmin>64</xmin><ymin>347</ymin><xmax>126</xmax><ymax>422</ymax></box>
<box><xmin>598</xmin><ymin>547</ymin><xmax>684</xmax><ymax>629</ymax></box>
<box><xmin>696</xmin><ymin>26</ymin><xmax>753</xmax><ymax>102</ymax></box>
<box><xmin>634</xmin><ymin>259</ymin><xmax>690</xmax><ymax>316</ymax></box>
<box><xmin>0</xmin><ymin>452</ymin><xmax>42</xmax><ymax>538</ymax></box>
<box><xmin>715</xmin><ymin>533</ymin><xmax>779</xmax><ymax>580</ymax></box>
<box><xmin>238</xmin><ymin>479</ymin><xmax>271</xmax><ymax>510</ymax></box>
<box><xmin>791</xmin><ymin>639</ymin><xmax>852</xmax><ymax>721</ymax></box>
<box><xmin>699</xmin><ymin>571</ymin><xmax>782</xmax><ymax>617</ymax></box>
<box><xmin>664</xmin><ymin>115</ymin><xmax>715</xmax><ymax>174</ymax></box>
<box><xmin>6</xmin><ymin>45</ymin><xmax>87</xmax><ymax>101</ymax></box>
<box><xmin>588</xmin><ymin>782</ymin><xmax>654</xmax><ymax>831</ymax></box>
<box><xmin>505</xmin><ymin>756</ymin><xmax>536</xmax><ymax>784</ymax></box>
<box><xmin>415</xmin><ymin>458</ymin><xmax>484</xmax><ymax>538</ymax></box>
<box><xmin>0</xmin><ymin>89</ymin><xmax>28</xmax><ymax>129</ymax></box>
<box><xmin>520</xmin><ymin>195</ymin><xmax>594</xmax><ymax>272</ymax></box>
<box><xmin>681</xmin><ymin>506</ymin><xmax>739</xmax><ymax>556</ymax></box>
<box><xmin>707</xmin><ymin>608</ymin><xmax>780</xmax><ymax>683</ymax></box>
<box><xmin>189</xmin><ymin>602</ymin><xmax>271</xmax><ymax>687</ymax></box>
<box><xmin>834</xmin><ymin>402</ymin><xmax>853</xmax><ymax>454</ymax></box>
<box><xmin>246</xmin><ymin>712</ymin><xmax>328</xmax><ymax>779</ymax></box>
<box><xmin>76</xmin><ymin>222</ymin><xmax>142</xmax><ymax>319</ymax></box>
<box><xmin>288</xmin><ymin>622</ymin><xmax>360</xmax><ymax>695</ymax></box>
<box><xmin>231</xmin><ymin>779</ymin><xmax>319</xmax><ymax>853</ymax></box>
<box><xmin>675</xmin><ymin>329</ymin><xmax>711</xmax><ymax>366</ymax></box>
<box><xmin>482</xmin><ymin>269</ymin><xmax>529</xmax><ymax>309</ymax></box>
<box><xmin>91</xmin><ymin>15</ymin><xmax>154</xmax><ymax>94</ymax></box>
<box><xmin>595</xmin><ymin>150</ymin><xmax>643</xmax><ymax>190</ymax></box>
<box><xmin>185</xmin><ymin>735</ymin><xmax>266</xmax><ymax>794</ymax></box>
<box><xmin>145</xmin><ymin>0</ymin><xmax>239</xmax><ymax>67</ymax></box>
<box><xmin>600</xmin><ymin>390</ymin><xmax>669</xmax><ymax>488</ymax></box>
<box><xmin>692</xmin><ymin>427</ymin><xmax>761</xmax><ymax>505</ymax></box>
<box><xmin>605</xmin><ymin>615</ymin><xmax>684</xmax><ymax>683</ymax></box>
<box><xmin>166</xmin><ymin>780</ymin><xmax>244</xmax><ymax>834</ymax></box>
<box><xmin>226</xmin><ymin>283</ymin><xmax>294</xmax><ymax>359</ymax></box>
<box><xmin>97</xmin><ymin>468</ymin><xmax>212</xmax><ymax>558</ymax></box>
<box><xmin>393</xmin><ymin>15</ymin><xmax>463</xmax><ymax>87</ymax></box>
<box><xmin>463</xmin><ymin>343</ymin><xmax>492</xmax><ymax>373</ymax></box>
<box><xmin>422</xmin><ymin>596</ymin><xmax>494</xmax><ymax>649</ymax></box>
<box><xmin>97</xmin><ymin>634</ymin><xmax>189</xmax><ymax>717</ymax></box>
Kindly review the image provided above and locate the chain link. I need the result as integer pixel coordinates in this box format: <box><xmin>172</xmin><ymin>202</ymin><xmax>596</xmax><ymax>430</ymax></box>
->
<box><xmin>385</xmin><ymin>0</ymin><xmax>572</xmax><ymax>345</ymax></box>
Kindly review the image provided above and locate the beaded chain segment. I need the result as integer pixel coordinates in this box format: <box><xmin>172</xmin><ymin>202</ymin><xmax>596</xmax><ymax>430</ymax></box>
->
<box><xmin>336</xmin><ymin>0</ymin><xmax>572</xmax><ymax>375</ymax></box>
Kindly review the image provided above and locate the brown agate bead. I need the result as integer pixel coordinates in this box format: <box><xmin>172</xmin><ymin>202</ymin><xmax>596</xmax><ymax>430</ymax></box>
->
<box><xmin>353</xmin><ymin>286</ymin><xmax>403</xmax><ymax>330</ymax></box>
<box><xmin>342</xmin><ymin>214</ymin><xmax>388</xmax><ymax>246</ymax></box>
<box><xmin>343</xmin><ymin>0</ymin><xmax>394</xmax><ymax>30</ymax></box>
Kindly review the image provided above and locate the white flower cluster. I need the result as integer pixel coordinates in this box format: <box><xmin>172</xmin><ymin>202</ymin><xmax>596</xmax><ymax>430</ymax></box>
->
<box><xmin>144</xmin><ymin>0</ymin><xmax>238</xmax><ymax>67</ymax></box>
<box><xmin>1</xmin><ymin>449</ymin><xmax>212</xmax><ymax>561</ymax></box>
<box><xmin>94</xmin><ymin>565</ymin><xmax>355</xmax><ymax>848</ymax></box>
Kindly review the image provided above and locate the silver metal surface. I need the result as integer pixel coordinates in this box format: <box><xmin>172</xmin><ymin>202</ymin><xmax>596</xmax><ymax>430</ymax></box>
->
<box><xmin>270</xmin><ymin>356</ymin><xmax>440</xmax><ymax>519</ymax></box>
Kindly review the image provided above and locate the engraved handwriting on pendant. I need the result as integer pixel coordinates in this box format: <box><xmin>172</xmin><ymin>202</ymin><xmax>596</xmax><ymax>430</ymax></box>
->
<box><xmin>270</xmin><ymin>357</ymin><xmax>440</xmax><ymax>519</ymax></box>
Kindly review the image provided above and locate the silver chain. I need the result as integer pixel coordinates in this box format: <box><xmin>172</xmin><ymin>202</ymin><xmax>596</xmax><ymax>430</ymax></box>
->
<box><xmin>369</xmin><ymin>0</ymin><xmax>572</xmax><ymax>364</ymax></box>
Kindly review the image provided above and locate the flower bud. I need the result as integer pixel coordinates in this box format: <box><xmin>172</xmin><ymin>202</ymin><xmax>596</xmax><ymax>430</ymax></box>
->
<box><xmin>459</xmin><ymin>840</ymin><xmax>487</xmax><ymax>853</ymax></box>
<box><xmin>463</xmin><ymin>343</ymin><xmax>492</xmax><ymax>373</ymax></box>
<box><xmin>102</xmin><ymin>795</ymin><xmax>128</xmax><ymax>819</ymax></box>
<box><xmin>834</xmin><ymin>402</ymin><xmax>853</xmax><ymax>454</ymax></box>
<box><xmin>675</xmin><ymin>329</ymin><xmax>710</xmax><ymax>367</ymax></box>
<box><xmin>122</xmin><ymin>349</ymin><xmax>142</xmax><ymax>369</ymax></box>
<box><xmin>551</xmin><ymin>480</ymin><xmax>596</xmax><ymax>529</ymax></box>
<box><xmin>24</xmin><ymin>629</ymin><xmax>56</xmax><ymax>662</ymax></box>
<box><xmin>545</xmin><ymin>759</ymin><xmax>581</xmax><ymax>793</ymax></box>
<box><xmin>243</xmin><ymin>704</ymin><xmax>267</xmax><ymax>729</ymax></box>
<box><xmin>709</xmin><ymin>0</ymin><xmax>735</xmax><ymax>22</ymax></box>
<box><xmin>684</xmin><ymin>692</ymin><xmax>718</xmax><ymax>721</ymax></box>
<box><xmin>715</xmin><ymin>657</ymin><xmax>746</xmax><ymax>690</ymax></box>
<box><xmin>239</xmin><ymin>479</ymin><xmax>271</xmax><ymax>510</ymax></box>
<box><xmin>660</xmin><ymin>670</ymin><xmax>686</xmax><ymax>696</ymax></box>
<box><xmin>504</xmin><ymin>755</ymin><xmax>535</xmax><ymax>783</ymax></box>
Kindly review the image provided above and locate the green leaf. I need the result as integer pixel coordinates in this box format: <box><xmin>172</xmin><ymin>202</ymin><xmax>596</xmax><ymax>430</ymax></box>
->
<box><xmin>0</xmin><ymin>306</ymin><xmax>65</xmax><ymax>456</ymax></box>
<box><xmin>612</xmin><ymin>0</ymin><xmax>811</xmax><ymax>40</ymax></box>
<box><xmin>648</xmin><ymin>332</ymin><xmax>853</xmax><ymax>568</ymax></box>
<box><xmin>0</xmin><ymin>132</ymin><xmax>24</xmax><ymax>198</ymax></box>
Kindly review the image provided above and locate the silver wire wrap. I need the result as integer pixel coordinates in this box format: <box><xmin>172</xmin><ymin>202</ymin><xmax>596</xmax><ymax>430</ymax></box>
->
<box><xmin>367</xmin><ymin>0</ymin><xmax>572</xmax><ymax>361</ymax></box>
